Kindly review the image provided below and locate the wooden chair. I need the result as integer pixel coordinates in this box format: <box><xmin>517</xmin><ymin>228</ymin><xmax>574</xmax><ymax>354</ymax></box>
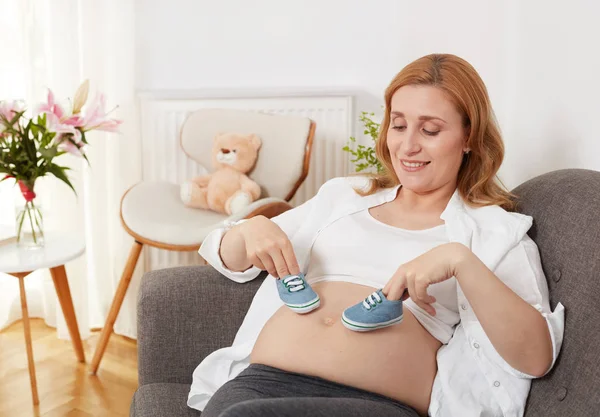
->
<box><xmin>90</xmin><ymin>108</ymin><xmax>316</xmax><ymax>374</ymax></box>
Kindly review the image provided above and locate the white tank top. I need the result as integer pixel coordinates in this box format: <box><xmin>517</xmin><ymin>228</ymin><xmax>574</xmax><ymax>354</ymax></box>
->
<box><xmin>305</xmin><ymin>208</ymin><xmax>460</xmax><ymax>343</ymax></box>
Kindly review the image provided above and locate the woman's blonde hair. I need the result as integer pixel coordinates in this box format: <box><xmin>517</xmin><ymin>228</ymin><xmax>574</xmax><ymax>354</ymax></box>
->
<box><xmin>360</xmin><ymin>53</ymin><xmax>516</xmax><ymax>211</ymax></box>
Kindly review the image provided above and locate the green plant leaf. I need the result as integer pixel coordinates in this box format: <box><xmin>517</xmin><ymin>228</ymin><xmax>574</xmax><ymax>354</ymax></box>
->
<box><xmin>47</xmin><ymin>163</ymin><xmax>77</xmax><ymax>196</ymax></box>
<box><xmin>342</xmin><ymin>110</ymin><xmax>384</xmax><ymax>173</ymax></box>
<box><xmin>40</xmin><ymin>146</ymin><xmax>58</xmax><ymax>160</ymax></box>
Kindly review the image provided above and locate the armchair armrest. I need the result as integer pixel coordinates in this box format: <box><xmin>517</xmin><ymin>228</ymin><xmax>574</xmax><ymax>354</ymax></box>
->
<box><xmin>137</xmin><ymin>265</ymin><xmax>265</xmax><ymax>385</ymax></box>
<box><xmin>225</xmin><ymin>197</ymin><xmax>293</xmax><ymax>222</ymax></box>
<box><xmin>245</xmin><ymin>199</ymin><xmax>293</xmax><ymax>219</ymax></box>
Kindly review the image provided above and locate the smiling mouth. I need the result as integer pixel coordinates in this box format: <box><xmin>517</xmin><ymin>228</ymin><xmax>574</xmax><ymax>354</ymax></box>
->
<box><xmin>401</xmin><ymin>160</ymin><xmax>431</xmax><ymax>168</ymax></box>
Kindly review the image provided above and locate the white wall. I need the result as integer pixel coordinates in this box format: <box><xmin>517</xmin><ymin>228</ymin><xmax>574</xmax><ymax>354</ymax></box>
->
<box><xmin>502</xmin><ymin>0</ymin><xmax>600</xmax><ymax>188</ymax></box>
<box><xmin>136</xmin><ymin>0</ymin><xmax>600</xmax><ymax>189</ymax></box>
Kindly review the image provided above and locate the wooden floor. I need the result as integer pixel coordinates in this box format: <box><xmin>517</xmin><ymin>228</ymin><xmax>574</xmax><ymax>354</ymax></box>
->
<box><xmin>0</xmin><ymin>319</ymin><xmax>137</xmax><ymax>417</ymax></box>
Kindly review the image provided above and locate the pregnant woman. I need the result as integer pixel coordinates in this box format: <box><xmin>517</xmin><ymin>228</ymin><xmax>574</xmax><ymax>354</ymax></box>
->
<box><xmin>188</xmin><ymin>53</ymin><xmax>564</xmax><ymax>417</ymax></box>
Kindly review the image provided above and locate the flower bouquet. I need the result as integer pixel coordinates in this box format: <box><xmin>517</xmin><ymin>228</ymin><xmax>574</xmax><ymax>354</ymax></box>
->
<box><xmin>0</xmin><ymin>81</ymin><xmax>121</xmax><ymax>248</ymax></box>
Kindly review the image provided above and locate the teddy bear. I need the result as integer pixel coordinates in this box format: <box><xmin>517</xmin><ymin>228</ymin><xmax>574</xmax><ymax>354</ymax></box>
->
<box><xmin>180</xmin><ymin>132</ymin><xmax>262</xmax><ymax>215</ymax></box>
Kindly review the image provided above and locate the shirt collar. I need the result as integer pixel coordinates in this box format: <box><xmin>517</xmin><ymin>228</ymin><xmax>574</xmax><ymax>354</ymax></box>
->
<box><xmin>343</xmin><ymin>181</ymin><xmax>529</xmax><ymax>247</ymax></box>
<box><xmin>372</xmin><ymin>183</ymin><xmax>463</xmax><ymax>221</ymax></box>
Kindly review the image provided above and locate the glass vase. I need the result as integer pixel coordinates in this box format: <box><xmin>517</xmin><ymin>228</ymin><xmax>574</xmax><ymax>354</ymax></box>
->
<box><xmin>14</xmin><ymin>181</ymin><xmax>45</xmax><ymax>249</ymax></box>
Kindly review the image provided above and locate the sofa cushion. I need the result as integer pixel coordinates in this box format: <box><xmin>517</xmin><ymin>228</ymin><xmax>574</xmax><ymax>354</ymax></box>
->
<box><xmin>514</xmin><ymin>169</ymin><xmax>600</xmax><ymax>416</ymax></box>
<box><xmin>131</xmin><ymin>383</ymin><xmax>201</xmax><ymax>417</ymax></box>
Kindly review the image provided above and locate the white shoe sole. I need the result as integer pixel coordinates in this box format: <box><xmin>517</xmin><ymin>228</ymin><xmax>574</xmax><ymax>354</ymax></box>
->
<box><xmin>341</xmin><ymin>313</ymin><xmax>404</xmax><ymax>332</ymax></box>
<box><xmin>285</xmin><ymin>297</ymin><xmax>320</xmax><ymax>314</ymax></box>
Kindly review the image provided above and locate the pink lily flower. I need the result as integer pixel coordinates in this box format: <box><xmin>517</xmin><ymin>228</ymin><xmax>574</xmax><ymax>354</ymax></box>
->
<box><xmin>0</xmin><ymin>100</ymin><xmax>23</xmax><ymax>124</ymax></box>
<box><xmin>93</xmin><ymin>118</ymin><xmax>122</xmax><ymax>132</ymax></box>
<box><xmin>62</xmin><ymin>114</ymin><xmax>86</xmax><ymax>128</ymax></box>
<box><xmin>0</xmin><ymin>101</ymin><xmax>24</xmax><ymax>136</ymax></box>
<box><xmin>37</xmin><ymin>89</ymin><xmax>65</xmax><ymax>120</ymax></box>
<box><xmin>47</xmin><ymin>113</ymin><xmax>84</xmax><ymax>157</ymax></box>
<box><xmin>46</xmin><ymin>113</ymin><xmax>78</xmax><ymax>137</ymax></box>
<box><xmin>56</xmin><ymin>134</ymin><xmax>86</xmax><ymax>157</ymax></box>
<box><xmin>81</xmin><ymin>93</ymin><xmax>122</xmax><ymax>132</ymax></box>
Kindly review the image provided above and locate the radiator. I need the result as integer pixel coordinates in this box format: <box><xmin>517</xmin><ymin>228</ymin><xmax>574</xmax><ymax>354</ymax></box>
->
<box><xmin>139</xmin><ymin>92</ymin><xmax>355</xmax><ymax>271</ymax></box>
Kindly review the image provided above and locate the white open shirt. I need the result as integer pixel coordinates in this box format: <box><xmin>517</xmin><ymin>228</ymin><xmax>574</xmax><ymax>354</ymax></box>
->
<box><xmin>188</xmin><ymin>177</ymin><xmax>565</xmax><ymax>417</ymax></box>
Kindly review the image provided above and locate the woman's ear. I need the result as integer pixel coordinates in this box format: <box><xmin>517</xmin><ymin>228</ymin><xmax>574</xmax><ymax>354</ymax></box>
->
<box><xmin>463</xmin><ymin>126</ymin><xmax>471</xmax><ymax>153</ymax></box>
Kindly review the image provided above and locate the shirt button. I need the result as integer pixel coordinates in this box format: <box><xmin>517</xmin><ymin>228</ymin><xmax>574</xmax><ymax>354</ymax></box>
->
<box><xmin>461</xmin><ymin>303</ymin><xmax>468</xmax><ymax>310</ymax></box>
<box><xmin>473</xmin><ymin>342</ymin><xmax>480</xmax><ymax>349</ymax></box>
<box><xmin>553</xmin><ymin>269</ymin><xmax>562</xmax><ymax>283</ymax></box>
<box><xmin>557</xmin><ymin>386</ymin><xmax>568</xmax><ymax>401</ymax></box>
<box><xmin>494</xmin><ymin>381</ymin><xmax>501</xmax><ymax>387</ymax></box>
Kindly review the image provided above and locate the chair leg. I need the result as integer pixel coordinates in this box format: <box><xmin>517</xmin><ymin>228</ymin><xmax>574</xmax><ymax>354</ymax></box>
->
<box><xmin>49</xmin><ymin>265</ymin><xmax>86</xmax><ymax>363</ymax></box>
<box><xmin>18</xmin><ymin>276</ymin><xmax>39</xmax><ymax>405</ymax></box>
<box><xmin>90</xmin><ymin>240</ymin><xmax>143</xmax><ymax>375</ymax></box>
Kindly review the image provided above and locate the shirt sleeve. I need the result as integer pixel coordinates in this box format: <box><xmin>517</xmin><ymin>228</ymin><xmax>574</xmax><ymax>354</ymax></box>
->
<box><xmin>198</xmin><ymin>196</ymin><xmax>317</xmax><ymax>284</ymax></box>
<box><xmin>490</xmin><ymin>234</ymin><xmax>565</xmax><ymax>379</ymax></box>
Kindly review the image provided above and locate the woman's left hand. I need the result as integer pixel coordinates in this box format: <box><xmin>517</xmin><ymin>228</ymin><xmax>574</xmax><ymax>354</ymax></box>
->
<box><xmin>383</xmin><ymin>242</ymin><xmax>470</xmax><ymax>315</ymax></box>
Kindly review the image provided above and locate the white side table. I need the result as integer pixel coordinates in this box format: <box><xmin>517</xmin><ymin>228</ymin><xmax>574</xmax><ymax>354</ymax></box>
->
<box><xmin>0</xmin><ymin>234</ymin><xmax>86</xmax><ymax>405</ymax></box>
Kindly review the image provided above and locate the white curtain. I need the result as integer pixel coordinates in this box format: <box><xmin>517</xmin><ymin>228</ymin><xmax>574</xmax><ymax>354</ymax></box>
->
<box><xmin>0</xmin><ymin>0</ymin><xmax>143</xmax><ymax>340</ymax></box>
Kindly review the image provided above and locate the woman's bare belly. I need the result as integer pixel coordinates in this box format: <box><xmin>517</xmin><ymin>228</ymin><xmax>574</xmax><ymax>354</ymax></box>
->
<box><xmin>250</xmin><ymin>281</ymin><xmax>442</xmax><ymax>416</ymax></box>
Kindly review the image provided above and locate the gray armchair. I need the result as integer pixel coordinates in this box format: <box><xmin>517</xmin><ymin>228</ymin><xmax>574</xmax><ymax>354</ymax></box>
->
<box><xmin>130</xmin><ymin>169</ymin><xmax>600</xmax><ymax>417</ymax></box>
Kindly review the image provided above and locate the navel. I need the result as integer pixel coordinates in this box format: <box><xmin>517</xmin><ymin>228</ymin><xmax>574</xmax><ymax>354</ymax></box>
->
<box><xmin>323</xmin><ymin>317</ymin><xmax>334</xmax><ymax>326</ymax></box>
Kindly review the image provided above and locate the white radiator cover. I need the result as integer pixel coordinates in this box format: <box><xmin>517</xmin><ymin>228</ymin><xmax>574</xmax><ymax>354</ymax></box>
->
<box><xmin>138</xmin><ymin>92</ymin><xmax>355</xmax><ymax>270</ymax></box>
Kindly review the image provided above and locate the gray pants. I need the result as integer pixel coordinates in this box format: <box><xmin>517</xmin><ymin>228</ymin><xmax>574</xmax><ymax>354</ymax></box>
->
<box><xmin>202</xmin><ymin>364</ymin><xmax>420</xmax><ymax>417</ymax></box>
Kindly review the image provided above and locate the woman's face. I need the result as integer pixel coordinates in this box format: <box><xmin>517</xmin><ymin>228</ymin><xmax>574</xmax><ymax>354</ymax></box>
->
<box><xmin>386</xmin><ymin>85</ymin><xmax>469</xmax><ymax>194</ymax></box>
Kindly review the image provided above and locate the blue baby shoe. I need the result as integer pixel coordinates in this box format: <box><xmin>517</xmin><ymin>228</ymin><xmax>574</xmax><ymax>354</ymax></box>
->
<box><xmin>341</xmin><ymin>289</ymin><xmax>403</xmax><ymax>331</ymax></box>
<box><xmin>276</xmin><ymin>273</ymin><xmax>320</xmax><ymax>314</ymax></box>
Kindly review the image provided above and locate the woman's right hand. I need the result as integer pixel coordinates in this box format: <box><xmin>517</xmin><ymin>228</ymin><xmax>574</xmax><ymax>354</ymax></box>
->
<box><xmin>238</xmin><ymin>215</ymin><xmax>301</xmax><ymax>279</ymax></box>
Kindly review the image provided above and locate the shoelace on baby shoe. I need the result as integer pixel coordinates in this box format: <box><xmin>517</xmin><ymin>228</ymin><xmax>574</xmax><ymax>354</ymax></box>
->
<box><xmin>283</xmin><ymin>275</ymin><xmax>305</xmax><ymax>292</ymax></box>
<box><xmin>362</xmin><ymin>291</ymin><xmax>383</xmax><ymax>310</ymax></box>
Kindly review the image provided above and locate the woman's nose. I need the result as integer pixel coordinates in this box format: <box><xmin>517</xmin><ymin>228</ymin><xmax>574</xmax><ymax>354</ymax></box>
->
<box><xmin>221</xmin><ymin>148</ymin><xmax>231</xmax><ymax>154</ymax></box>
<box><xmin>402</xmin><ymin>129</ymin><xmax>421</xmax><ymax>154</ymax></box>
